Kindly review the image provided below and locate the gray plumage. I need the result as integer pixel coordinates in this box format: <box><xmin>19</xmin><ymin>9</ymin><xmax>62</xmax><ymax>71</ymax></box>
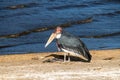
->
<box><xmin>57</xmin><ymin>31</ymin><xmax>92</xmax><ymax>62</ymax></box>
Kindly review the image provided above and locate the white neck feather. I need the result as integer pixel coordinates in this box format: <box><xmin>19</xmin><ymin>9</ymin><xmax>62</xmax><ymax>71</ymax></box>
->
<box><xmin>56</xmin><ymin>34</ymin><xmax>61</xmax><ymax>39</ymax></box>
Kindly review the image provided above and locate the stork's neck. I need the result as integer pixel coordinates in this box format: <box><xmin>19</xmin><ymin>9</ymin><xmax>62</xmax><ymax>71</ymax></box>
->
<box><xmin>56</xmin><ymin>33</ymin><xmax>61</xmax><ymax>39</ymax></box>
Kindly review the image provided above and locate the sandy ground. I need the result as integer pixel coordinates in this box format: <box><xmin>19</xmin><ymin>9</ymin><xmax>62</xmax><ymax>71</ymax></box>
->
<box><xmin>0</xmin><ymin>49</ymin><xmax>120</xmax><ymax>80</ymax></box>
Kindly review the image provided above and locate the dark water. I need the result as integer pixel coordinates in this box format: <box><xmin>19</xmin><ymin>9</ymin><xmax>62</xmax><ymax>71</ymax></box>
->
<box><xmin>0</xmin><ymin>0</ymin><xmax>120</xmax><ymax>55</ymax></box>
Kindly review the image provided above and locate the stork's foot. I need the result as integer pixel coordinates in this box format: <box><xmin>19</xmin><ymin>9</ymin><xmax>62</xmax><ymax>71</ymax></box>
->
<box><xmin>63</xmin><ymin>53</ymin><xmax>71</xmax><ymax>62</ymax></box>
<box><xmin>68</xmin><ymin>53</ymin><xmax>71</xmax><ymax>62</ymax></box>
<box><xmin>64</xmin><ymin>53</ymin><xmax>67</xmax><ymax>62</ymax></box>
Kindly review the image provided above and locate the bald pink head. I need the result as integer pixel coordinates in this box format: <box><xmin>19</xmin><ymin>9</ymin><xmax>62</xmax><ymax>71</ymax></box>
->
<box><xmin>54</xmin><ymin>26</ymin><xmax>63</xmax><ymax>34</ymax></box>
<box><xmin>45</xmin><ymin>26</ymin><xmax>62</xmax><ymax>47</ymax></box>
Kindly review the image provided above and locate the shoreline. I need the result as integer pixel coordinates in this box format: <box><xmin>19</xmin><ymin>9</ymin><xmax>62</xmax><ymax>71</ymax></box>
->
<box><xmin>0</xmin><ymin>49</ymin><xmax>120</xmax><ymax>80</ymax></box>
<box><xmin>0</xmin><ymin>49</ymin><xmax>119</xmax><ymax>63</ymax></box>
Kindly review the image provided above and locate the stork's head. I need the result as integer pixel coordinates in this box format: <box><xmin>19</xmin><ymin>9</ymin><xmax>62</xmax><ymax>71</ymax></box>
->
<box><xmin>54</xmin><ymin>26</ymin><xmax>62</xmax><ymax>34</ymax></box>
<box><xmin>45</xmin><ymin>26</ymin><xmax>62</xmax><ymax>47</ymax></box>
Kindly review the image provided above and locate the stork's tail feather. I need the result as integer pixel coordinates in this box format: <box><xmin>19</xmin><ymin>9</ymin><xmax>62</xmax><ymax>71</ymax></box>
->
<box><xmin>83</xmin><ymin>47</ymin><xmax>92</xmax><ymax>62</ymax></box>
<box><xmin>85</xmin><ymin>51</ymin><xmax>92</xmax><ymax>62</ymax></box>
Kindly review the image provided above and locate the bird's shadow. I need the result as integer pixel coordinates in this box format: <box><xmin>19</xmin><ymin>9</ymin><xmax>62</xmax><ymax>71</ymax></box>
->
<box><xmin>43</xmin><ymin>54</ymin><xmax>88</xmax><ymax>63</ymax></box>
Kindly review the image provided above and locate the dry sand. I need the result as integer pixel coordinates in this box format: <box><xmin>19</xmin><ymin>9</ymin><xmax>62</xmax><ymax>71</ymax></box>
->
<box><xmin>0</xmin><ymin>49</ymin><xmax>120</xmax><ymax>80</ymax></box>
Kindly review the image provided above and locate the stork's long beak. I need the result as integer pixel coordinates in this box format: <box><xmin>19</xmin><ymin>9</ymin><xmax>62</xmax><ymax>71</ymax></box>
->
<box><xmin>45</xmin><ymin>33</ymin><xmax>56</xmax><ymax>48</ymax></box>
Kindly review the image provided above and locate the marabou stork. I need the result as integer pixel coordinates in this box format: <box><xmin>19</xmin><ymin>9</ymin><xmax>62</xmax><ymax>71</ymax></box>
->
<box><xmin>45</xmin><ymin>26</ymin><xmax>92</xmax><ymax>62</ymax></box>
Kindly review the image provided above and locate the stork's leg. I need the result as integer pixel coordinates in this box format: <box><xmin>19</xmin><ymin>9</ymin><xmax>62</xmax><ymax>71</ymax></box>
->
<box><xmin>64</xmin><ymin>53</ymin><xmax>66</xmax><ymax>62</ymax></box>
<box><xmin>68</xmin><ymin>53</ymin><xmax>71</xmax><ymax>62</ymax></box>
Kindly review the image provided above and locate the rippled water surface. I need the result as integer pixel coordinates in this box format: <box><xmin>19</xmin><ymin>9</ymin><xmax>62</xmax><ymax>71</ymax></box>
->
<box><xmin>0</xmin><ymin>0</ymin><xmax>120</xmax><ymax>54</ymax></box>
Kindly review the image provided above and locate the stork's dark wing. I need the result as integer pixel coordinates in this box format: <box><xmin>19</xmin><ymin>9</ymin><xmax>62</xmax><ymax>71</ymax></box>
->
<box><xmin>57</xmin><ymin>31</ymin><xmax>92</xmax><ymax>62</ymax></box>
<box><xmin>77</xmin><ymin>40</ymin><xmax>92</xmax><ymax>62</ymax></box>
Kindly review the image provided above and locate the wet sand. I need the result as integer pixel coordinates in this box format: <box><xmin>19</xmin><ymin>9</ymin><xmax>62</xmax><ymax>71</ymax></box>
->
<box><xmin>0</xmin><ymin>49</ymin><xmax>120</xmax><ymax>80</ymax></box>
